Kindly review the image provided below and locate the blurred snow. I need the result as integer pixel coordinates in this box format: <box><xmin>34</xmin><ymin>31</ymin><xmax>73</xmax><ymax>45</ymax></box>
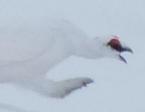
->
<box><xmin>0</xmin><ymin>0</ymin><xmax>144</xmax><ymax>112</ymax></box>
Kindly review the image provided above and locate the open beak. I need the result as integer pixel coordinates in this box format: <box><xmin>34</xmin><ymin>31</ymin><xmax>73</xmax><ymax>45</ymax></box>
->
<box><xmin>121</xmin><ymin>46</ymin><xmax>133</xmax><ymax>53</ymax></box>
<box><xmin>119</xmin><ymin>46</ymin><xmax>133</xmax><ymax>63</ymax></box>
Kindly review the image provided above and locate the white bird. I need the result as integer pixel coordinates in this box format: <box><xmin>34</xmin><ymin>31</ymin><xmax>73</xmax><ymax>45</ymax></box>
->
<box><xmin>0</xmin><ymin>18</ymin><xmax>133</xmax><ymax>98</ymax></box>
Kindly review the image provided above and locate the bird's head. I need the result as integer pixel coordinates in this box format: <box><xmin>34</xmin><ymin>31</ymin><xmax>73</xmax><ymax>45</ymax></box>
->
<box><xmin>98</xmin><ymin>35</ymin><xmax>133</xmax><ymax>63</ymax></box>
<box><xmin>74</xmin><ymin>35</ymin><xmax>133</xmax><ymax>63</ymax></box>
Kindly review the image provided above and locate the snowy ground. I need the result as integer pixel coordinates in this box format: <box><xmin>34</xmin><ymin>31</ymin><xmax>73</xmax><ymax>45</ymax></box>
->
<box><xmin>0</xmin><ymin>0</ymin><xmax>145</xmax><ymax>112</ymax></box>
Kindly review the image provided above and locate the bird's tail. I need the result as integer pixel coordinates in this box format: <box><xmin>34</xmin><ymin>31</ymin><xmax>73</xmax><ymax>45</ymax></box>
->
<box><xmin>14</xmin><ymin>77</ymin><xmax>93</xmax><ymax>98</ymax></box>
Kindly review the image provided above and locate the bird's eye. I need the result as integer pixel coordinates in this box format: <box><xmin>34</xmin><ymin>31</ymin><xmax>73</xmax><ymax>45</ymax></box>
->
<box><xmin>107</xmin><ymin>38</ymin><xmax>122</xmax><ymax>52</ymax></box>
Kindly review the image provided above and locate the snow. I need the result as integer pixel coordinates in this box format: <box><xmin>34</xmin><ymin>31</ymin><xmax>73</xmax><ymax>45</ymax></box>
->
<box><xmin>0</xmin><ymin>0</ymin><xmax>144</xmax><ymax>112</ymax></box>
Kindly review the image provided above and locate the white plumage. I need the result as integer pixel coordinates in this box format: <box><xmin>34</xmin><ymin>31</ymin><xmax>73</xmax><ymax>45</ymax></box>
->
<box><xmin>0</xmin><ymin>18</ymin><xmax>132</xmax><ymax>98</ymax></box>
<box><xmin>0</xmin><ymin>18</ymin><xmax>94</xmax><ymax>98</ymax></box>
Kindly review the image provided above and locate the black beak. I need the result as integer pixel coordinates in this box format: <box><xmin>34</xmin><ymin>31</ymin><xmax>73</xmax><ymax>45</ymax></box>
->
<box><xmin>121</xmin><ymin>46</ymin><xmax>133</xmax><ymax>53</ymax></box>
<box><xmin>119</xmin><ymin>46</ymin><xmax>133</xmax><ymax>63</ymax></box>
<box><xmin>119</xmin><ymin>55</ymin><xmax>127</xmax><ymax>63</ymax></box>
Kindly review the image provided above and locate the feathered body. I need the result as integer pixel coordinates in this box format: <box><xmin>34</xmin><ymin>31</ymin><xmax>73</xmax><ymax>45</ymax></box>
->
<box><xmin>0</xmin><ymin>19</ymin><xmax>91</xmax><ymax>82</ymax></box>
<box><xmin>0</xmin><ymin>18</ymin><xmax>132</xmax><ymax>98</ymax></box>
<box><xmin>0</xmin><ymin>18</ymin><xmax>95</xmax><ymax>98</ymax></box>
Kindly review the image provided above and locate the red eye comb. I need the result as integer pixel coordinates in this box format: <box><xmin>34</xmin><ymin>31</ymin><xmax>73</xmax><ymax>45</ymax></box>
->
<box><xmin>109</xmin><ymin>37</ymin><xmax>121</xmax><ymax>46</ymax></box>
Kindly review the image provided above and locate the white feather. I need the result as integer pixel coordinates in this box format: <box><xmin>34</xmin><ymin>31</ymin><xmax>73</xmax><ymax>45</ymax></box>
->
<box><xmin>14</xmin><ymin>77</ymin><xmax>93</xmax><ymax>98</ymax></box>
<box><xmin>0</xmin><ymin>18</ymin><xmax>96</xmax><ymax>98</ymax></box>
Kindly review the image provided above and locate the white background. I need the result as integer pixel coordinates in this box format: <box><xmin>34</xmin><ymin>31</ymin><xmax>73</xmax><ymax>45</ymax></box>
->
<box><xmin>0</xmin><ymin>0</ymin><xmax>144</xmax><ymax>112</ymax></box>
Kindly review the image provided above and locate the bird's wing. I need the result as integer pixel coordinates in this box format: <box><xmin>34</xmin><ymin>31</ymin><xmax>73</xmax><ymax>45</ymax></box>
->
<box><xmin>0</xmin><ymin>18</ymin><xmax>93</xmax><ymax>98</ymax></box>
<box><xmin>0</xmin><ymin>18</ymin><xmax>87</xmax><ymax>63</ymax></box>
<box><xmin>0</xmin><ymin>20</ymin><xmax>55</xmax><ymax>62</ymax></box>
<box><xmin>14</xmin><ymin>77</ymin><xmax>93</xmax><ymax>98</ymax></box>
<box><xmin>0</xmin><ymin>19</ymin><xmax>87</xmax><ymax>81</ymax></box>
<box><xmin>0</xmin><ymin>32</ymin><xmax>55</xmax><ymax>81</ymax></box>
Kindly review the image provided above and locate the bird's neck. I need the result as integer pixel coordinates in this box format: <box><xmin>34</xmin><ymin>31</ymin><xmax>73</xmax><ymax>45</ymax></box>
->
<box><xmin>73</xmin><ymin>37</ymin><xmax>104</xmax><ymax>59</ymax></box>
